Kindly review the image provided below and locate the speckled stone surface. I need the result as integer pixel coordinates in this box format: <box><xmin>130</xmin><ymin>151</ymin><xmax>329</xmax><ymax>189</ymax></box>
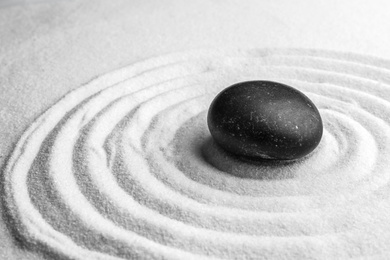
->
<box><xmin>207</xmin><ymin>81</ymin><xmax>323</xmax><ymax>160</ymax></box>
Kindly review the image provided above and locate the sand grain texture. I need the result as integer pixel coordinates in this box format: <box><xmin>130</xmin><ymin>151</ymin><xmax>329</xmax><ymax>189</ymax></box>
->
<box><xmin>3</xmin><ymin>49</ymin><xmax>390</xmax><ymax>259</ymax></box>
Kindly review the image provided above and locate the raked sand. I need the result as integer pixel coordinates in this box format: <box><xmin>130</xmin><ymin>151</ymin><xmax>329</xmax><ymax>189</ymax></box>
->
<box><xmin>4</xmin><ymin>48</ymin><xmax>390</xmax><ymax>259</ymax></box>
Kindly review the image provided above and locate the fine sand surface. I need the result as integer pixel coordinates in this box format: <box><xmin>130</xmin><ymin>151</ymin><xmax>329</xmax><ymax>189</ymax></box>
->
<box><xmin>3</xmin><ymin>1</ymin><xmax>390</xmax><ymax>260</ymax></box>
<box><xmin>6</xmin><ymin>48</ymin><xmax>390</xmax><ymax>259</ymax></box>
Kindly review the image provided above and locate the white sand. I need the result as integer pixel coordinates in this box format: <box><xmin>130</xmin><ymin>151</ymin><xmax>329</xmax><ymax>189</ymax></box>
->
<box><xmin>3</xmin><ymin>1</ymin><xmax>390</xmax><ymax>260</ymax></box>
<box><xmin>3</xmin><ymin>48</ymin><xmax>390</xmax><ymax>259</ymax></box>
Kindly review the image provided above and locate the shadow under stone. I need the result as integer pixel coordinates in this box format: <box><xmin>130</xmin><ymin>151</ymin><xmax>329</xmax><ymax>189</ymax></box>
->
<box><xmin>201</xmin><ymin>137</ymin><xmax>307</xmax><ymax>180</ymax></box>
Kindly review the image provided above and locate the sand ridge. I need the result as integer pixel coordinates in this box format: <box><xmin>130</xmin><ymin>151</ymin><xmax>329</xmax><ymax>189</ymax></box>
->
<box><xmin>4</xmin><ymin>48</ymin><xmax>390</xmax><ymax>259</ymax></box>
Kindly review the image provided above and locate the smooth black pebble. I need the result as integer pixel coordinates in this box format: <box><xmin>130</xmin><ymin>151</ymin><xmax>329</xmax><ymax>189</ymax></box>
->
<box><xmin>207</xmin><ymin>81</ymin><xmax>323</xmax><ymax>160</ymax></box>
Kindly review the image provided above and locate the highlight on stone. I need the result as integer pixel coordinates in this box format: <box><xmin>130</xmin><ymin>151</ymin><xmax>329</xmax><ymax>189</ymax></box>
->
<box><xmin>207</xmin><ymin>80</ymin><xmax>323</xmax><ymax>160</ymax></box>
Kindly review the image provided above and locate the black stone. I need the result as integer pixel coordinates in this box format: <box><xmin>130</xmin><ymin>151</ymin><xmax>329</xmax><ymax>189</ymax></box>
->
<box><xmin>207</xmin><ymin>81</ymin><xmax>323</xmax><ymax>160</ymax></box>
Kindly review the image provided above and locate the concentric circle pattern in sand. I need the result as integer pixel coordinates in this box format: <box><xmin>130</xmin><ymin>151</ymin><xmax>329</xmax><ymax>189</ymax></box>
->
<box><xmin>5</xmin><ymin>49</ymin><xmax>390</xmax><ymax>259</ymax></box>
